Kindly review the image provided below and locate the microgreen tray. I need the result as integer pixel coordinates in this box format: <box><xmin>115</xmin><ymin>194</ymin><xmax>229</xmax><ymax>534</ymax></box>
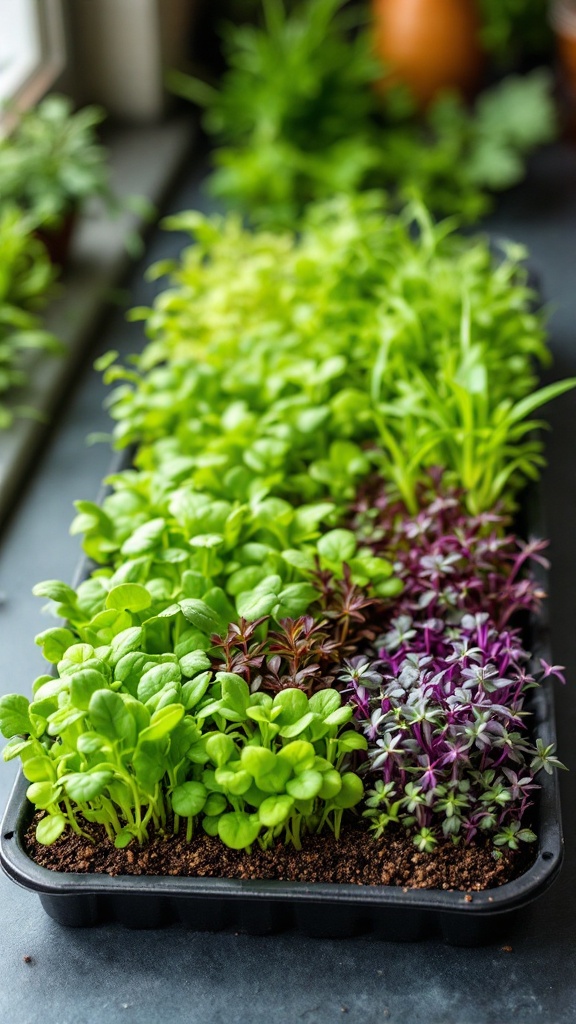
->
<box><xmin>0</xmin><ymin>673</ymin><xmax>562</xmax><ymax>946</ymax></box>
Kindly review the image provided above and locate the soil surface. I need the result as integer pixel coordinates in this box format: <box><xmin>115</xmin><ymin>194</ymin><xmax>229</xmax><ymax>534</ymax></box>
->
<box><xmin>25</xmin><ymin>816</ymin><xmax>530</xmax><ymax>891</ymax></box>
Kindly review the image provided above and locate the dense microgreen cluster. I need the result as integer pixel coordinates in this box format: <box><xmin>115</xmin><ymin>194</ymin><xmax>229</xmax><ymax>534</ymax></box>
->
<box><xmin>341</xmin><ymin>479</ymin><xmax>566</xmax><ymax>852</ymax></box>
<box><xmin>350</xmin><ymin>470</ymin><xmax>548</xmax><ymax>629</ymax></box>
<box><xmin>347</xmin><ymin>613</ymin><xmax>563</xmax><ymax>853</ymax></box>
<box><xmin>0</xmin><ymin>191</ymin><xmax>569</xmax><ymax>867</ymax></box>
<box><xmin>0</xmin><ymin>207</ymin><xmax>61</xmax><ymax>428</ymax></box>
<box><xmin>210</xmin><ymin>566</ymin><xmax>385</xmax><ymax>695</ymax></box>
<box><xmin>0</xmin><ymin>648</ymin><xmax>365</xmax><ymax>851</ymax></box>
<box><xmin>170</xmin><ymin>0</ymin><xmax>556</xmax><ymax>227</ymax></box>
<box><xmin>100</xmin><ymin>196</ymin><xmax>572</xmax><ymax>515</ymax></box>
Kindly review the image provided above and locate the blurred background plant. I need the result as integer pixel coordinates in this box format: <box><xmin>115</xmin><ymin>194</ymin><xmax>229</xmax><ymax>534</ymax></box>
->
<box><xmin>0</xmin><ymin>207</ymin><xmax>61</xmax><ymax>429</ymax></box>
<box><xmin>0</xmin><ymin>95</ymin><xmax>112</xmax><ymax>235</ymax></box>
<box><xmin>171</xmin><ymin>0</ymin><xmax>556</xmax><ymax>227</ymax></box>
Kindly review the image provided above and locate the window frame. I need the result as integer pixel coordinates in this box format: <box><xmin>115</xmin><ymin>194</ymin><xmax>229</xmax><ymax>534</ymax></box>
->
<box><xmin>0</xmin><ymin>0</ymin><xmax>66</xmax><ymax>129</ymax></box>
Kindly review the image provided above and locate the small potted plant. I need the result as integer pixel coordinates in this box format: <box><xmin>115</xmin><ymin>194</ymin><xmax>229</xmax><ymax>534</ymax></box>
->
<box><xmin>0</xmin><ymin>95</ymin><xmax>114</xmax><ymax>266</ymax></box>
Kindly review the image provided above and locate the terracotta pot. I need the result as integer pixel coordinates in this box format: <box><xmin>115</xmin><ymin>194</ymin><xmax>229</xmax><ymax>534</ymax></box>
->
<box><xmin>371</xmin><ymin>0</ymin><xmax>484</xmax><ymax>110</ymax></box>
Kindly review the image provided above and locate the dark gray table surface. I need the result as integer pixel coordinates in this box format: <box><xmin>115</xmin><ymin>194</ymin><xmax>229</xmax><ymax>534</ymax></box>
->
<box><xmin>1</xmin><ymin>149</ymin><xmax>575</xmax><ymax>1024</ymax></box>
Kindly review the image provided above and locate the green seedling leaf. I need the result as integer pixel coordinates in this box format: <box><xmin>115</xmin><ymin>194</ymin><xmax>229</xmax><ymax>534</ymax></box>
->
<box><xmin>182</xmin><ymin>671</ymin><xmax>212</xmax><ymax>709</ymax></box>
<box><xmin>277</xmin><ymin>740</ymin><xmax>316</xmax><ymax>773</ymax></box>
<box><xmin>252</xmin><ymin>755</ymin><xmax>292</xmax><ymax>793</ymax></box>
<box><xmin>337</xmin><ymin>732</ymin><xmax>368</xmax><ymax>753</ymax></box>
<box><xmin>286</xmin><ymin>769</ymin><xmax>323</xmax><ymax>800</ymax></box>
<box><xmin>77</xmin><ymin>732</ymin><xmax>108</xmax><ymax>756</ymax></box>
<box><xmin>168</xmin><ymin>717</ymin><xmax>201</xmax><ymax>765</ymax></box>
<box><xmin>218</xmin><ymin>811</ymin><xmax>260</xmax><ymax>850</ymax></box>
<box><xmin>133</xmin><ymin>740</ymin><xmax>168</xmax><ymax>789</ymax></box>
<box><xmin>318</xmin><ymin>770</ymin><xmax>343</xmax><ymax>800</ymax></box>
<box><xmin>374</xmin><ymin>578</ymin><xmax>404</xmax><ymax>597</ymax></box>
<box><xmin>58</xmin><ymin>644</ymin><xmax>97</xmax><ymax>674</ymax></box>
<box><xmin>279</xmin><ymin>713</ymin><xmax>316</xmax><ymax>738</ymax></box>
<box><xmin>35</xmin><ymin>627</ymin><xmax>76</xmax><ymax>664</ymax></box>
<box><xmin>22</xmin><ymin>755</ymin><xmax>55</xmax><ymax>783</ymax></box>
<box><xmin>110</xmin><ymin>627</ymin><xmax>144</xmax><ymax>663</ymax></box>
<box><xmin>275</xmin><ymin>582</ymin><xmax>319</xmax><ymax>617</ymax></box>
<box><xmin>226</xmin><ymin>566</ymin><xmax>269</xmax><ymax>596</ymax></box>
<box><xmin>323</xmin><ymin>707</ymin><xmax>353</xmax><ymax>728</ymax></box>
<box><xmin>203</xmin><ymin>586</ymin><xmax>237</xmax><ymax>627</ymax></box>
<box><xmin>36</xmin><ymin>814</ymin><xmax>66</xmax><ymax>845</ymax></box>
<box><xmin>181</xmin><ymin>571</ymin><xmax>208</xmax><ymax>599</ymax></box>
<box><xmin>205</xmin><ymin>732</ymin><xmax>235</xmax><ymax>768</ymax></box>
<box><xmin>216</xmin><ymin>672</ymin><xmax>250</xmax><ymax>717</ymax></box>
<box><xmin>317</xmin><ymin>529</ymin><xmax>357</xmax><ymax>564</ymax></box>
<box><xmin>32</xmin><ymin>580</ymin><xmax>77</xmax><ymax>605</ymax></box>
<box><xmin>240</xmin><ymin>745</ymin><xmax>277</xmax><ymax>778</ymax></box>
<box><xmin>171</xmin><ymin>781</ymin><xmax>208</xmax><ymax>817</ymax></box>
<box><xmin>236</xmin><ymin>575</ymin><xmax>283</xmax><ymax>620</ymax></box>
<box><xmin>64</xmin><ymin>770</ymin><xmax>113</xmax><ymax>803</ymax></box>
<box><xmin>32</xmin><ymin>674</ymin><xmax>55</xmax><ymax>696</ymax></box>
<box><xmin>137</xmin><ymin>663</ymin><xmax>182</xmax><ymax>704</ymax></box>
<box><xmin>214</xmin><ymin>767</ymin><xmax>253</xmax><ymax>795</ymax></box>
<box><xmin>179</xmin><ymin>650</ymin><xmax>211</xmax><ymax>678</ymax></box>
<box><xmin>0</xmin><ymin>694</ymin><xmax>30</xmax><ymax>738</ymax></box>
<box><xmin>46</xmin><ymin>706</ymin><xmax>85</xmax><ymax>736</ymax></box>
<box><xmin>89</xmin><ymin>690</ymin><xmax>133</xmax><ymax>744</ymax></box>
<box><xmin>202</xmin><ymin>816</ymin><xmax>220</xmax><ymax>836</ymax></box>
<box><xmin>105</xmin><ymin>583</ymin><xmax>152</xmax><ymax>612</ymax></box>
<box><xmin>70</xmin><ymin>668</ymin><xmax>109</xmax><ymax>711</ymax></box>
<box><xmin>358</xmin><ymin>553</ymin><xmax>394</xmax><ymax>578</ymax></box>
<box><xmin>281</xmin><ymin>549</ymin><xmax>316</xmax><ymax>572</ymax></box>
<box><xmin>175</xmin><ymin>626</ymin><xmax>212</xmax><ymax>657</ymax></box>
<box><xmin>273</xmin><ymin>688</ymin><xmax>309</xmax><ymax>726</ymax></box>
<box><xmin>2</xmin><ymin>737</ymin><xmax>34</xmax><ymax>762</ymax></box>
<box><xmin>114</xmin><ymin>830</ymin><xmax>133</xmax><ymax>849</ymax></box>
<box><xmin>121</xmin><ymin>518</ymin><xmax>166</xmax><ymax>556</ymax></box>
<box><xmin>32</xmin><ymin>678</ymin><xmax>64</xmax><ymax>703</ymax></box>
<box><xmin>259</xmin><ymin>794</ymin><xmax>294</xmax><ymax>828</ymax></box>
<box><xmin>139</xmin><ymin>703</ymin><xmax>185</xmax><ymax>743</ymax></box>
<box><xmin>202</xmin><ymin>768</ymin><xmax>226</xmax><ymax>794</ymax></box>
<box><xmin>204</xmin><ymin>793</ymin><xmax>227</xmax><ymax>816</ymax></box>
<box><xmin>334</xmin><ymin>772</ymin><xmax>364</xmax><ymax>808</ymax></box>
<box><xmin>308</xmin><ymin>690</ymin><xmax>341</xmax><ymax>718</ymax></box>
<box><xmin>26</xmin><ymin>782</ymin><xmax>61</xmax><ymax>809</ymax></box>
<box><xmin>180</xmin><ymin>599</ymin><xmax>225</xmax><ymax>637</ymax></box>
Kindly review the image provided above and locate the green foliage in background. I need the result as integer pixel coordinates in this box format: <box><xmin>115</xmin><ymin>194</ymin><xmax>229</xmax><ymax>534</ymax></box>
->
<box><xmin>99</xmin><ymin>195</ymin><xmax>570</xmax><ymax>517</ymax></box>
<box><xmin>478</xmin><ymin>0</ymin><xmax>552</xmax><ymax>65</ymax></box>
<box><xmin>0</xmin><ymin>208</ymin><xmax>61</xmax><ymax>428</ymax></box>
<box><xmin>0</xmin><ymin>95</ymin><xmax>113</xmax><ymax>229</ymax></box>
<box><xmin>170</xmin><ymin>0</ymin><xmax>556</xmax><ymax>228</ymax></box>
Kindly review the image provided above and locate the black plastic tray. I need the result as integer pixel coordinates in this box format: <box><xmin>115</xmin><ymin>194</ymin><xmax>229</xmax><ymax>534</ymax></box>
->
<box><xmin>0</xmin><ymin>354</ymin><xmax>564</xmax><ymax>944</ymax></box>
<box><xmin>0</xmin><ymin>670</ymin><xmax>563</xmax><ymax>945</ymax></box>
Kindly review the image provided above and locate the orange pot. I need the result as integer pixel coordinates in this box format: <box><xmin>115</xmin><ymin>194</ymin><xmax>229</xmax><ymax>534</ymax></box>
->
<box><xmin>553</xmin><ymin>0</ymin><xmax>576</xmax><ymax>90</ymax></box>
<box><xmin>371</xmin><ymin>0</ymin><xmax>484</xmax><ymax>110</ymax></box>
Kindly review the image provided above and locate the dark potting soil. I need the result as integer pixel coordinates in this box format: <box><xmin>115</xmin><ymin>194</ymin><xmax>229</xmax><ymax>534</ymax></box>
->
<box><xmin>25</xmin><ymin>816</ymin><xmax>529</xmax><ymax>891</ymax></box>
